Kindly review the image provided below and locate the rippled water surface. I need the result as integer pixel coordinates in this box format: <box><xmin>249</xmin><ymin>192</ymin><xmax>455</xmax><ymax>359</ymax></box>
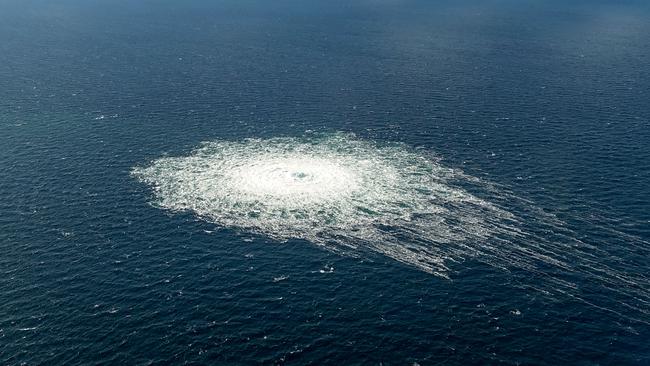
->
<box><xmin>1</xmin><ymin>0</ymin><xmax>649</xmax><ymax>364</ymax></box>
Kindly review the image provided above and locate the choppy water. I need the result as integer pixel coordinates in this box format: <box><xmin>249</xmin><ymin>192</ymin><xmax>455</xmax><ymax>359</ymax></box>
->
<box><xmin>1</xmin><ymin>0</ymin><xmax>650</xmax><ymax>364</ymax></box>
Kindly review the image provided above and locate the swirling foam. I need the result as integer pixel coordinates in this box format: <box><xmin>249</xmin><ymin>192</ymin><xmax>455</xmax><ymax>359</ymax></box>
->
<box><xmin>133</xmin><ymin>132</ymin><xmax>650</xmax><ymax>322</ymax></box>
<box><xmin>132</xmin><ymin>133</ymin><xmax>514</xmax><ymax>275</ymax></box>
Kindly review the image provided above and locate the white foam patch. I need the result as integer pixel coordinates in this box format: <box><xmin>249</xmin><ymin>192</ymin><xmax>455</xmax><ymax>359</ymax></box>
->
<box><xmin>133</xmin><ymin>133</ymin><xmax>515</xmax><ymax>276</ymax></box>
<box><xmin>133</xmin><ymin>132</ymin><xmax>650</xmax><ymax>323</ymax></box>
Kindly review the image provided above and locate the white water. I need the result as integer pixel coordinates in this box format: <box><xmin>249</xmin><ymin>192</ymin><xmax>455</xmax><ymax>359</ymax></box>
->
<box><xmin>133</xmin><ymin>132</ymin><xmax>650</xmax><ymax>322</ymax></box>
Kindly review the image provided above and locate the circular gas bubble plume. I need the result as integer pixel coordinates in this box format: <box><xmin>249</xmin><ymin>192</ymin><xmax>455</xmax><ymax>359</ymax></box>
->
<box><xmin>132</xmin><ymin>132</ymin><xmax>513</xmax><ymax>276</ymax></box>
<box><xmin>133</xmin><ymin>132</ymin><xmax>650</xmax><ymax>323</ymax></box>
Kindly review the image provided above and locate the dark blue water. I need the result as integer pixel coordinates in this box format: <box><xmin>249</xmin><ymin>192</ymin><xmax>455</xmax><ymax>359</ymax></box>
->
<box><xmin>1</xmin><ymin>0</ymin><xmax>649</xmax><ymax>364</ymax></box>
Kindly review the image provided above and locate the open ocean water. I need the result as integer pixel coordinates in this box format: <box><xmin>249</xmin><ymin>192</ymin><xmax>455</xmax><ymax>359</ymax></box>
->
<box><xmin>1</xmin><ymin>0</ymin><xmax>649</xmax><ymax>364</ymax></box>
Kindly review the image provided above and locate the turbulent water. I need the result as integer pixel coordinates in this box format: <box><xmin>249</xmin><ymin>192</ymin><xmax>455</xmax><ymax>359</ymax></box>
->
<box><xmin>133</xmin><ymin>133</ymin><xmax>513</xmax><ymax>276</ymax></box>
<box><xmin>133</xmin><ymin>133</ymin><xmax>650</xmax><ymax>323</ymax></box>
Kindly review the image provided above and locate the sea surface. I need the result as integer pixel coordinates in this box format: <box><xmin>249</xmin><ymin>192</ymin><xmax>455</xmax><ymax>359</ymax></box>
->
<box><xmin>1</xmin><ymin>0</ymin><xmax>649</xmax><ymax>364</ymax></box>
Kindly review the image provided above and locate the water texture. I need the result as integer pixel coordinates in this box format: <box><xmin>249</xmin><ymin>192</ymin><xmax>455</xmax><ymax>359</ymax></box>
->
<box><xmin>1</xmin><ymin>0</ymin><xmax>649</xmax><ymax>364</ymax></box>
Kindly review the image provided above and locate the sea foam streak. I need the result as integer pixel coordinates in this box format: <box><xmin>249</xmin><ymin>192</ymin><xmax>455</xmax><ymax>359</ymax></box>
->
<box><xmin>133</xmin><ymin>132</ymin><xmax>649</xmax><ymax>322</ymax></box>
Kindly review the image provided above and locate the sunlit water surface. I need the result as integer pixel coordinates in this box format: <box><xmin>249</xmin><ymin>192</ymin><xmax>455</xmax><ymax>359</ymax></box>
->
<box><xmin>1</xmin><ymin>0</ymin><xmax>650</xmax><ymax>364</ymax></box>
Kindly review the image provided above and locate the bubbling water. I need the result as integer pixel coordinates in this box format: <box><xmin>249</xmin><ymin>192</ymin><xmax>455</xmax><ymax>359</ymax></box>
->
<box><xmin>228</xmin><ymin>156</ymin><xmax>361</xmax><ymax>201</ymax></box>
<box><xmin>133</xmin><ymin>132</ymin><xmax>650</xmax><ymax>322</ymax></box>
<box><xmin>132</xmin><ymin>132</ymin><xmax>512</xmax><ymax>276</ymax></box>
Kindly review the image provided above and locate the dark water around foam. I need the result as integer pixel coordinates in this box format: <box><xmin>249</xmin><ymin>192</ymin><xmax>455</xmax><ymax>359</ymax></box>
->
<box><xmin>1</xmin><ymin>0</ymin><xmax>649</xmax><ymax>364</ymax></box>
